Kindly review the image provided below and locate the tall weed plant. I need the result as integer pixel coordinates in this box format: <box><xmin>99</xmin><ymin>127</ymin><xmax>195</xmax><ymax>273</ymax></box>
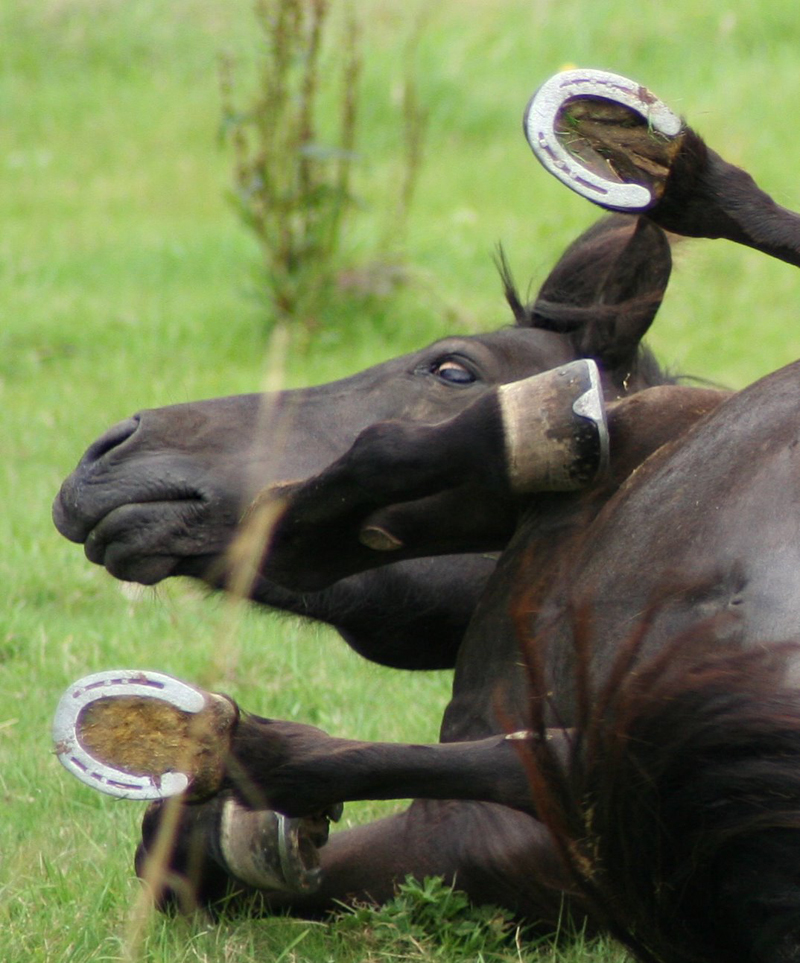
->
<box><xmin>220</xmin><ymin>0</ymin><xmax>427</xmax><ymax>339</ymax></box>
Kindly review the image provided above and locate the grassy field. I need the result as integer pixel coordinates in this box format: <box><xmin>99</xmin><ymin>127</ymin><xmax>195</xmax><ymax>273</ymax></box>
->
<box><xmin>5</xmin><ymin>0</ymin><xmax>800</xmax><ymax>960</ymax></box>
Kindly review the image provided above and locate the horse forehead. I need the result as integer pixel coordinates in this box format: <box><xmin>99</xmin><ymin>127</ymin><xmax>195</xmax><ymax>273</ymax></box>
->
<box><xmin>462</xmin><ymin>327</ymin><xmax>578</xmax><ymax>372</ymax></box>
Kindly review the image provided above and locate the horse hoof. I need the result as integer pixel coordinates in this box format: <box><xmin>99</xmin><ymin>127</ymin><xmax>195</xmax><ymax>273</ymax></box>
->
<box><xmin>524</xmin><ymin>68</ymin><xmax>684</xmax><ymax>211</ymax></box>
<box><xmin>52</xmin><ymin>669</ymin><xmax>238</xmax><ymax>800</ymax></box>
<box><xmin>499</xmin><ymin>358</ymin><xmax>609</xmax><ymax>492</ymax></box>
<box><xmin>218</xmin><ymin>796</ymin><xmax>340</xmax><ymax>894</ymax></box>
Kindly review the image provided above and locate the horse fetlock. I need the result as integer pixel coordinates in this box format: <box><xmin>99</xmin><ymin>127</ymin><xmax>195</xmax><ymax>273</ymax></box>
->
<box><xmin>219</xmin><ymin>796</ymin><xmax>338</xmax><ymax>893</ymax></box>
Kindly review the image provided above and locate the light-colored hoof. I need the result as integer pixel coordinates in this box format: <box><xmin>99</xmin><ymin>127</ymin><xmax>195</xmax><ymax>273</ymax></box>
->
<box><xmin>53</xmin><ymin>669</ymin><xmax>237</xmax><ymax>800</ymax></box>
<box><xmin>219</xmin><ymin>797</ymin><xmax>341</xmax><ymax>894</ymax></box>
<box><xmin>524</xmin><ymin>68</ymin><xmax>684</xmax><ymax>211</ymax></box>
<box><xmin>498</xmin><ymin>358</ymin><xmax>609</xmax><ymax>493</ymax></box>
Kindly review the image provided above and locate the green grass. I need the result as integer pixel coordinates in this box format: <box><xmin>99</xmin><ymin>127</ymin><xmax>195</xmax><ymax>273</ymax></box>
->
<box><xmin>4</xmin><ymin>0</ymin><xmax>800</xmax><ymax>960</ymax></box>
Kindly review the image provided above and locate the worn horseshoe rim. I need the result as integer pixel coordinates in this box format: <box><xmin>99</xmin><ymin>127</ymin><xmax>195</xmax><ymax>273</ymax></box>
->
<box><xmin>52</xmin><ymin>668</ymin><xmax>207</xmax><ymax>799</ymax></box>
<box><xmin>572</xmin><ymin>357</ymin><xmax>610</xmax><ymax>479</ymax></box>
<box><xmin>523</xmin><ymin>68</ymin><xmax>683</xmax><ymax>210</ymax></box>
<box><xmin>277</xmin><ymin>816</ymin><xmax>324</xmax><ymax>892</ymax></box>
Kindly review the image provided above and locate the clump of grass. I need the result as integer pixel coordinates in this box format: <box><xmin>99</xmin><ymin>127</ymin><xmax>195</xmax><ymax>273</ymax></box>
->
<box><xmin>220</xmin><ymin>0</ymin><xmax>428</xmax><ymax>340</ymax></box>
<box><xmin>333</xmin><ymin>875</ymin><xmax>520</xmax><ymax>960</ymax></box>
<box><xmin>329</xmin><ymin>875</ymin><xmax>633</xmax><ymax>962</ymax></box>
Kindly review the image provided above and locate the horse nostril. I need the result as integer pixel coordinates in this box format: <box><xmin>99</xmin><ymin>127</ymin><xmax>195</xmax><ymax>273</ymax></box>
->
<box><xmin>81</xmin><ymin>416</ymin><xmax>141</xmax><ymax>466</ymax></box>
<box><xmin>53</xmin><ymin>415</ymin><xmax>144</xmax><ymax>543</ymax></box>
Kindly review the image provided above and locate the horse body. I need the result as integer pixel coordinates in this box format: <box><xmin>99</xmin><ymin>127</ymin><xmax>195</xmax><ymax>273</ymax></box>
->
<box><xmin>556</xmin><ymin>361</ymin><xmax>800</xmax><ymax>701</ymax></box>
<box><xmin>220</xmin><ymin>345</ymin><xmax>800</xmax><ymax>956</ymax></box>
<box><xmin>53</xmin><ymin>210</ymin><xmax>672</xmax><ymax>923</ymax></box>
<box><xmin>53</xmin><ymin>74</ymin><xmax>800</xmax><ymax>959</ymax></box>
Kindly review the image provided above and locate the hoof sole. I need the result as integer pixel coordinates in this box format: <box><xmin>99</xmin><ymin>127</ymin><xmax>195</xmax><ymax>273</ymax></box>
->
<box><xmin>525</xmin><ymin>68</ymin><xmax>684</xmax><ymax>211</ymax></box>
<box><xmin>53</xmin><ymin>669</ymin><xmax>236</xmax><ymax>800</ymax></box>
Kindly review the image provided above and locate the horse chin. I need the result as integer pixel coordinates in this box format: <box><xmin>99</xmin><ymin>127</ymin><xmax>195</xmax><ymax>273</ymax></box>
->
<box><xmin>77</xmin><ymin>499</ymin><xmax>230</xmax><ymax>586</ymax></box>
<box><xmin>97</xmin><ymin>547</ymin><xmax>180</xmax><ymax>586</ymax></box>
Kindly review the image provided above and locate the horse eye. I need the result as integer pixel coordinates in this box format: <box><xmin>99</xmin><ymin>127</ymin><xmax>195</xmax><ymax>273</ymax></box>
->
<box><xmin>430</xmin><ymin>359</ymin><xmax>476</xmax><ymax>385</ymax></box>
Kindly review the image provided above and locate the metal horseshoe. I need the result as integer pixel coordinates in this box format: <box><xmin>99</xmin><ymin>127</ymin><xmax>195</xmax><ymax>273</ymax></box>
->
<box><xmin>523</xmin><ymin>68</ymin><xmax>683</xmax><ymax>210</ymax></box>
<box><xmin>52</xmin><ymin>669</ymin><xmax>206</xmax><ymax>800</ymax></box>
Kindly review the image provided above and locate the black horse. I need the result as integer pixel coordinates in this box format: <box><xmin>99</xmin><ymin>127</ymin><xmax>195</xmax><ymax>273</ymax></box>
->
<box><xmin>54</xmin><ymin>131</ymin><xmax>676</xmax><ymax>923</ymax></box>
<box><xmin>54</xmin><ymin>72</ymin><xmax>800</xmax><ymax>961</ymax></box>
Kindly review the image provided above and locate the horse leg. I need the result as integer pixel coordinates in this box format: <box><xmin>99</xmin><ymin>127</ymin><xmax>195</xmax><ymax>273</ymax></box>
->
<box><xmin>256</xmin><ymin>358</ymin><xmax>607</xmax><ymax>592</ymax></box>
<box><xmin>301</xmin><ymin>799</ymin><xmax>583</xmax><ymax>928</ymax></box>
<box><xmin>137</xmin><ymin>795</ymin><xmax>583</xmax><ymax>929</ymax></box>
<box><xmin>57</xmin><ymin>670</ymin><xmax>581</xmax><ymax>923</ymax></box>
<box><xmin>527</xmin><ymin>68</ymin><xmax>800</xmax><ymax>266</ymax></box>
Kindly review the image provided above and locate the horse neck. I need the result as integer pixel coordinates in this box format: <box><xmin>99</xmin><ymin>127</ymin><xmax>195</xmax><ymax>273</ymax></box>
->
<box><xmin>441</xmin><ymin>384</ymin><xmax>726</xmax><ymax>742</ymax></box>
<box><xmin>441</xmin><ymin>491</ymin><xmax>607</xmax><ymax>742</ymax></box>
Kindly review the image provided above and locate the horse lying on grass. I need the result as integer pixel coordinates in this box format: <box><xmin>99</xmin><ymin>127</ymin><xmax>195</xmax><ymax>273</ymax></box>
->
<box><xmin>53</xmin><ymin>75</ymin><xmax>678</xmax><ymax>920</ymax></box>
<box><xmin>54</xmin><ymin>70</ymin><xmax>800</xmax><ymax>962</ymax></box>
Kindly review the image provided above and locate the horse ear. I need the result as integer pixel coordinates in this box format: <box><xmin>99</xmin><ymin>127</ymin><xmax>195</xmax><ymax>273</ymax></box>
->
<box><xmin>523</xmin><ymin>214</ymin><xmax>672</xmax><ymax>371</ymax></box>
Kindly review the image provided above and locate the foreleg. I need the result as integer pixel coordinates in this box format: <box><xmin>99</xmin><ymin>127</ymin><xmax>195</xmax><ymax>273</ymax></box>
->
<box><xmin>136</xmin><ymin>796</ymin><xmax>584</xmax><ymax>929</ymax></box>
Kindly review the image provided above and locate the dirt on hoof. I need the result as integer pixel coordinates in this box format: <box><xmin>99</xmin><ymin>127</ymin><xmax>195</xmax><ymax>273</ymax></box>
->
<box><xmin>76</xmin><ymin>692</ymin><xmax>236</xmax><ymax>798</ymax></box>
<box><xmin>556</xmin><ymin>96</ymin><xmax>686</xmax><ymax>201</ymax></box>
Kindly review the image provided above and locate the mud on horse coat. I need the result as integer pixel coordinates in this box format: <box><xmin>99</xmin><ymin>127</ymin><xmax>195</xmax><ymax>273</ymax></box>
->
<box><xmin>53</xmin><ymin>71</ymin><xmax>800</xmax><ymax>963</ymax></box>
